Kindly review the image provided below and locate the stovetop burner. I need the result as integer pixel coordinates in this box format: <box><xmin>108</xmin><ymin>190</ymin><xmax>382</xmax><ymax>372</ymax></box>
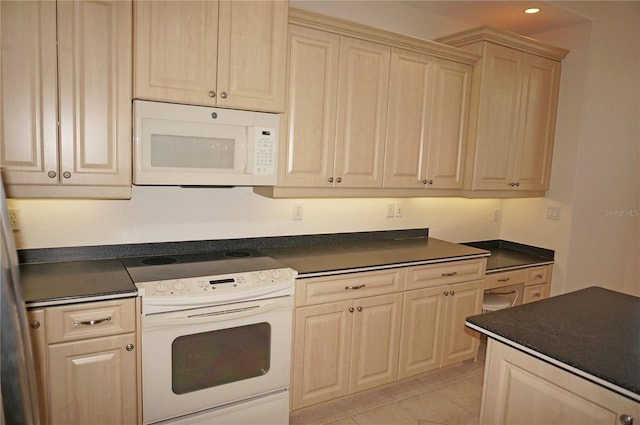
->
<box><xmin>122</xmin><ymin>250</ymin><xmax>287</xmax><ymax>283</ymax></box>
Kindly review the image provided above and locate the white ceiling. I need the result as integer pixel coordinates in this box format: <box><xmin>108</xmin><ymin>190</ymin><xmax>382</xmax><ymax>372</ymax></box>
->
<box><xmin>405</xmin><ymin>1</ymin><xmax>589</xmax><ymax>35</ymax></box>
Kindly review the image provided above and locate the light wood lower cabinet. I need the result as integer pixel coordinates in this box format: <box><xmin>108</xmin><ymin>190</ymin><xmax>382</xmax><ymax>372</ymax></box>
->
<box><xmin>398</xmin><ymin>279</ymin><xmax>484</xmax><ymax>379</ymax></box>
<box><xmin>292</xmin><ymin>270</ymin><xmax>404</xmax><ymax>410</ymax></box>
<box><xmin>27</xmin><ymin>298</ymin><xmax>139</xmax><ymax>425</ymax></box>
<box><xmin>291</xmin><ymin>259</ymin><xmax>487</xmax><ymax>410</ymax></box>
<box><xmin>481</xmin><ymin>339</ymin><xmax>640</xmax><ymax>425</ymax></box>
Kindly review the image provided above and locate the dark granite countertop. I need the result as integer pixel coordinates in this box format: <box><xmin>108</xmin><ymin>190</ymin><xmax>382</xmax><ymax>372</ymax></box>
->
<box><xmin>262</xmin><ymin>237</ymin><xmax>489</xmax><ymax>277</ymax></box>
<box><xmin>19</xmin><ymin>229</ymin><xmax>491</xmax><ymax>305</ymax></box>
<box><xmin>21</xmin><ymin>259</ymin><xmax>137</xmax><ymax>307</ymax></box>
<box><xmin>466</xmin><ymin>286</ymin><xmax>640</xmax><ymax>402</ymax></box>
<box><xmin>463</xmin><ymin>239</ymin><xmax>554</xmax><ymax>272</ymax></box>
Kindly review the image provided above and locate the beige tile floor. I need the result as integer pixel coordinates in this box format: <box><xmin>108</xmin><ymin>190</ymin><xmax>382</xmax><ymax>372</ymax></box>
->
<box><xmin>290</xmin><ymin>344</ymin><xmax>486</xmax><ymax>425</ymax></box>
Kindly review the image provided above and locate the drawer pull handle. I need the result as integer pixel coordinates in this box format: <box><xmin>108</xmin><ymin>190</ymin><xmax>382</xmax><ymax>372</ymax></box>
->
<box><xmin>345</xmin><ymin>284</ymin><xmax>366</xmax><ymax>290</ymax></box>
<box><xmin>533</xmin><ymin>292</ymin><xmax>541</xmax><ymax>298</ymax></box>
<box><xmin>441</xmin><ymin>272</ymin><xmax>457</xmax><ymax>277</ymax></box>
<box><xmin>74</xmin><ymin>316</ymin><xmax>111</xmax><ymax>327</ymax></box>
<box><xmin>498</xmin><ymin>278</ymin><xmax>510</xmax><ymax>282</ymax></box>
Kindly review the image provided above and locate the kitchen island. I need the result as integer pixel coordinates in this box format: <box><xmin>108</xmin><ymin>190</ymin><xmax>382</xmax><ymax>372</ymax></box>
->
<box><xmin>466</xmin><ymin>286</ymin><xmax>640</xmax><ymax>424</ymax></box>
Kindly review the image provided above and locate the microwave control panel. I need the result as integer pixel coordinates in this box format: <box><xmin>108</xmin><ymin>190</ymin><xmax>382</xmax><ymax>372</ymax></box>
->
<box><xmin>254</xmin><ymin>127</ymin><xmax>277</xmax><ymax>176</ymax></box>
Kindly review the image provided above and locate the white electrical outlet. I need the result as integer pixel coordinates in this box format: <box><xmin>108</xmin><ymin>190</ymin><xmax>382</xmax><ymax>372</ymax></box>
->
<box><xmin>546</xmin><ymin>206</ymin><xmax>561</xmax><ymax>221</ymax></box>
<box><xmin>8</xmin><ymin>208</ymin><xmax>19</xmax><ymax>230</ymax></box>
<box><xmin>394</xmin><ymin>203</ymin><xmax>403</xmax><ymax>217</ymax></box>
<box><xmin>293</xmin><ymin>203</ymin><xmax>304</xmax><ymax>220</ymax></box>
<box><xmin>386</xmin><ymin>203</ymin><xmax>395</xmax><ymax>218</ymax></box>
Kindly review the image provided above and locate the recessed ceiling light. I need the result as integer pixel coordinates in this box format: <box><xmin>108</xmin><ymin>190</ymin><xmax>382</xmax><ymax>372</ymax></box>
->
<box><xmin>524</xmin><ymin>7</ymin><xmax>541</xmax><ymax>14</ymax></box>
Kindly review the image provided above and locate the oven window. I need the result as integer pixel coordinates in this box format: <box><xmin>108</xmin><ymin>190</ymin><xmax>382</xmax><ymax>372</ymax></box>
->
<box><xmin>171</xmin><ymin>323</ymin><xmax>271</xmax><ymax>395</ymax></box>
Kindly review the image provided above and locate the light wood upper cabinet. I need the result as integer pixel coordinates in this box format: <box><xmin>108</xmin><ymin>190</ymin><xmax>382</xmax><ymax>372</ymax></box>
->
<box><xmin>280</xmin><ymin>25</ymin><xmax>389</xmax><ymax>188</ymax></box>
<box><xmin>333</xmin><ymin>37</ymin><xmax>389</xmax><ymax>188</ymax></box>
<box><xmin>384</xmin><ymin>49</ymin><xmax>471</xmax><ymax>189</ymax></box>
<box><xmin>0</xmin><ymin>0</ymin><xmax>132</xmax><ymax>198</ymax></box>
<box><xmin>437</xmin><ymin>27</ymin><xmax>568</xmax><ymax>195</ymax></box>
<box><xmin>134</xmin><ymin>0</ymin><xmax>287</xmax><ymax>113</ymax></box>
<box><xmin>279</xmin><ymin>25</ymin><xmax>339</xmax><ymax>187</ymax></box>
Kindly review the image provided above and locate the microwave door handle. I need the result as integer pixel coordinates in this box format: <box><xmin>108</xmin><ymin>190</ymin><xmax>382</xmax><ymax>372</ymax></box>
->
<box><xmin>244</xmin><ymin>126</ymin><xmax>253</xmax><ymax>174</ymax></box>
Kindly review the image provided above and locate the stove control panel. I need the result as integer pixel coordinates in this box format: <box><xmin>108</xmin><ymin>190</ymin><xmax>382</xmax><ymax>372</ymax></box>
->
<box><xmin>136</xmin><ymin>267</ymin><xmax>296</xmax><ymax>298</ymax></box>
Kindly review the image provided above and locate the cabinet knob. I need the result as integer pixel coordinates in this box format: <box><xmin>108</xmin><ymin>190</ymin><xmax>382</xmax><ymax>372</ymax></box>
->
<box><xmin>620</xmin><ymin>414</ymin><xmax>633</xmax><ymax>425</ymax></box>
<box><xmin>126</xmin><ymin>344</ymin><xmax>134</xmax><ymax>352</ymax></box>
<box><xmin>348</xmin><ymin>307</ymin><xmax>355</xmax><ymax>313</ymax></box>
<box><xmin>62</xmin><ymin>171</ymin><xmax>71</xmax><ymax>179</ymax></box>
<box><xmin>450</xmin><ymin>290</ymin><xmax>455</xmax><ymax>296</ymax></box>
<box><xmin>30</xmin><ymin>320</ymin><xmax>41</xmax><ymax>329</ymax></box>
<box><xmin>535</xmin><ymin>273</ymin><xmax>543</xmax><ymax>278</ymax></box>
<box><xmin>47</xmin><ymin>171</ymin><xmax>57</xmax><ymax>179</ymax></box>
<box><xmin>220</xmin><ymin>91</ymin><xmax>228</xmax><ymax>99</ymax></box>
<box><xmin>422</xmin><ymin>179</ymin><xmax>433</xmax><ymax>185</ymax></box>
<box><xmin>356</xmin><ymin>306</ymin><xmax>363</xmax><ymax>312</ymax></box>
<box><xmin>336</xmin><ymin>177</ymin><xmax>342</xmax><ymax>183</ymax></box>
<box><xmin>328</xmin><ymin>177</ymin><xmax>334</xmax><ymax>183</ymax></box>
<box><xmin>444</xmin><ymin>291</ymin><xmax>449</xmax><ymax>296</ymax></box>
<box><xmin>533</xmin><ymin>291</ymin><xmax>541</xmax><ymax>298</ymax></box>
<box><xmin>208</xmin><ymin>90</ymin><xmax>216</xmax><ymax>98</ymax></box>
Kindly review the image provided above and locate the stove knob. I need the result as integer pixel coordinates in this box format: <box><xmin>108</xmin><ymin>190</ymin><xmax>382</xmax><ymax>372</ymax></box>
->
<box><xmin>271</xmin><ymin>269</ymin><xmax>281</xmax><ymax>279</ymax></box>
<box><xmin>155</xmin><ymin>282</ymin><xmax>168</xmax><ymax>292</ymax></box>
<box><xmin>173</xmin><ymin>280</ymin><xmax>185</xmax><ymax>291</ymax></box>
<box><xmin>257</xmin><ymin>271</ymin><xmax>267</xmax><ymax>280</ymax></box>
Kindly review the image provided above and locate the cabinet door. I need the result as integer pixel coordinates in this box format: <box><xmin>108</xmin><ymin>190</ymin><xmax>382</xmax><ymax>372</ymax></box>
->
<box><xmin>27</xmin><ymin>309</ymin><xmax>49</xmax><ymax>424</ymax></box>
<box><xmin>334</xmin><ymin>37</ymin><xmax>390</xmax><ymax>188</ymax></box>
<box><xmin>398</xmin><ymin>286</ymin><xmax>446</xmax><ymax>379</ymax></box>
<box><xmin>441</xmin><ymin>280</ymin><xmax>483</xmax><ymax>367</ymax></box>
<box><xmin>349</xmin><ymin>293</ymin><xmax>403</xmax><ymax>393</ymax></box>
<box><xmin>57</xmin><ymin>0</ymin><xmax>132</xmax><ymax>187</ymax></box>
<box><xmin>481</xmin><ymin>340</ymin><xmax>640</xmax><ymax>425</ymax></box>
<box><xmin>292</xmin><ymin>300</ymin><xmax>353</xmax><ymax>409</ymax></box>
<box><xmin>134</xmin><ymin>0</ymin><xmax>219</xmax><ymax>106</ymax></box>
<box><xmin>471</xmin><ymin>43</ymin><xmax>523</xmax><ymax>190</ymax></box>
<box><xmin>279</xmin><ymin>25</ymin><xmax>339</xmax><ymax>188</ymax></box>
<box><xmin>217</xmin><ymin>0</ymin><xmax>287</xmax><ymax>112</ymax></box>
<box><xmin>424</xmin><ymin>59</ymin><xmax>471</xmax><ymax>189</ymax></box>
<box><xmin>48</xmin><ymin>333</ymin><xmax>137</xmax><ymax>425</ymax></box>
<box><xmin>513</xmin><ymin>54</ymin><xmax>561</xmax><ymax>191</ymax></box>
<box><xmin>384</xmin><ymin>48</ymin><xmax>434</xmax><ymax>189</ymax></box>
<box><xmin>0</xmin><ymin>0</ymin><xmax>58</xmax><ymax>185</ymax></box>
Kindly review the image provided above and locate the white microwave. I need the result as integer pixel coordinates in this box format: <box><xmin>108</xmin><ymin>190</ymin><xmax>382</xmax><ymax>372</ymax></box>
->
<box><xmin>133</xmin><ymin>100</ymin><xmax>279</xmax><ymax>186</ymax></box>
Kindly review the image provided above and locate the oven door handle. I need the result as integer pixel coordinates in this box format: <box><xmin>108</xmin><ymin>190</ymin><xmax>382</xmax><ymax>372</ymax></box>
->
<box><xmin>142</xmin><ymin>297</ymin><xmax>292</xmax><ymax>329</ymax></box>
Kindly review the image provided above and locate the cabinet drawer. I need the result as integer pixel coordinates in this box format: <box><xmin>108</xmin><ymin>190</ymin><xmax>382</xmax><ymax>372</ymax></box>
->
<box><xmin>527</xmin><ymin>264</ymin><xmax>552</xmax><ymax>286</ymax></box>
<box><xmin>296</xmin><ymin>268</ymin><xmax>405</xmax><ymax>306</ymax></box>
<box><xmin>405</xmin><ymin>259</ymin><xmax>486</xmax><ymax>290</ymax></box>
<box><xmin>522</xmin><ymin>283</ymin><xmax>550</xmax><ymax>304</ymax></box>
<box><xmin>45</xmin><ymin>298</ymin><xmax>136</xmax><ymax>344</ymax></box>
<box><xmin>483</xmin><ymin>269</ymin><xmax>527</xmax><ymax>290</ymax></box>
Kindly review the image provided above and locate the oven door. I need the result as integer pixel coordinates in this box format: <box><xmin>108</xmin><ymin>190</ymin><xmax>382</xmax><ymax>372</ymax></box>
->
<box><xmin>140</xmin><ymin>296</ymin><xmax>292</xmax><ymax>424</ymax></box>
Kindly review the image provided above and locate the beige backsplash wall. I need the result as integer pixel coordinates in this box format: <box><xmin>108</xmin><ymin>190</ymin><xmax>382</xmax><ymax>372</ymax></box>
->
<box><xmin>8</xmin><ymin>186</ymin><xmax>502</xmax><ymax>249</ymax></box>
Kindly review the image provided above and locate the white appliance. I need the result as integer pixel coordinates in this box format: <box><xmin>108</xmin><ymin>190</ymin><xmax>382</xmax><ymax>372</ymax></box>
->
<box><xmin>133</xmin><ymin>100</ymin><xmax>279</xmax><ymax>187</ymax></box>
<box><xmin>1</xmin><ymin>175</ymin><xmax>41</xmax><ymax>424</ymax></box>
<box><xmin>124</xmin><ymin>252</ymin><xmax>296</xmax><ymax>425</ymax></box>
